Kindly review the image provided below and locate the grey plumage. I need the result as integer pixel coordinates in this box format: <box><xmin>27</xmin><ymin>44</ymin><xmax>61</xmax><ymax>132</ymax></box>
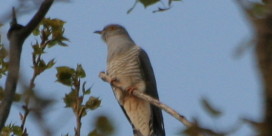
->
<box><xmin>95</xmin><ymin>24</ymin><xmax>165</xmax><ymax>136</ymax></box>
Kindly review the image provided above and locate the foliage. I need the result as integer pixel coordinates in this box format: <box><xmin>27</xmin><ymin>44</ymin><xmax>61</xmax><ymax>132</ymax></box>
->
<box><xmin>33</xmin><ymin>18</ymin><xmax>68</xmax><ymax>47</ymax></box>
<box><xmin>0</xmin><ymin>17</ymin><xmax>69</xmax><ymax>135</ymax></box>
<box><xmin>201</xmin><ymin>97</ymin><xmax>222</xmax><ymax>118</ymax></box>
<box><xmin>1</xmin><ymin>124</ymin><xmax>23</xmax><ymax>136</ymax></box>
<box><xmin>56</xmin><ymin>64</ymin><xmax>102</xmax><ymax>136</ymax></box>
<box><xmin>88</xmin><ymin>115</ymin><xmax>115</xmax><ymax>136</ymax></box>
<box><xmin>0</xmin><ymin>35</ymin><xmax>8</xmax><ymax>78</ymax></box>
<box><xmin>139</xmin><ymin>0</ymin><xmax>159</xmax><ymax>7</ymax></box>
<box><xmin>250</xmin><ymin>3</ymin><xmax>271</xmax><ymax>17</ymax></box>
<box><xmin>0</xmin><ymin>16</ymin><xmax>113</xmax><ymax>136</ymax></box>
<box><xmin>18</xmin><ymin>17</ymin><xmax>69</xmax><ymax>135</ymax></box>
<box><xmin>31</xmin><ymin>18</ymin><xmax>69</xmax><ymax>78</ymax></box>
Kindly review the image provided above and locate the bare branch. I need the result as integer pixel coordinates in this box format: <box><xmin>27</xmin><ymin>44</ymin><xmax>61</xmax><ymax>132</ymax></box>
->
<box><xmin>11</xmin><ymin>8</ymin><xmax>18</xmax><ymax>25</ymax></box>
<box><xmin>21</xmin><ymin>0</ymin><xmax>54</xmax><ymax>39</ymax></box>
<box><xmin>99</xmin><ymin>72</ymin><xmax>193</xmax><ymax>128</ymax></box>
<box><xmin>0</xmin><ymin>0</ymin><xmax>54</xmax><ymax>130</ymax></box>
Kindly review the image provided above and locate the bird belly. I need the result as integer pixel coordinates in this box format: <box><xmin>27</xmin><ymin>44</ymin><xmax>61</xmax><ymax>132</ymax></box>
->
<box><xmin>111</xmin><ymin>80</ymin><xmax>152</xmax><ymax>136</ymax></box>
<box><xmin>123</xmin><ymin>95</ymin><xmax>151</xmax><ymax>136</ymax></box>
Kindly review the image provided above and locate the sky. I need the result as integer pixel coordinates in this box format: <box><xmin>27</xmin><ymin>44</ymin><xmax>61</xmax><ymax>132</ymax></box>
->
<box><xmin>0</xmin><ymin>0</ymin><xmax>262</xmax><ymax>136</ymax></box>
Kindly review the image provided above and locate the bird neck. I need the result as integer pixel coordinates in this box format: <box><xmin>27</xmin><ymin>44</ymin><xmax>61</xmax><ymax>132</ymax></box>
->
<box><xmin>106</xmin><ymin>35</ymin><xmax>136</xmax><ymax>62</ymax></box>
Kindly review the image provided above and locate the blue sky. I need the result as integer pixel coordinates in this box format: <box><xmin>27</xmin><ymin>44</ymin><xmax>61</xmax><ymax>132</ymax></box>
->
<box><xmin>0</xmin><ymin>0</ymin><xmax>262</xmax><ymax>135</ymax></box>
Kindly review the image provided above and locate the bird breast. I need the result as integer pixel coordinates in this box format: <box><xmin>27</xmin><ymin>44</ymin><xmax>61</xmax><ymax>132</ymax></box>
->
<box><xmin>107</xmin><ymin>46</ymin><xmax>144</xmax><ymax>89</ymax></box>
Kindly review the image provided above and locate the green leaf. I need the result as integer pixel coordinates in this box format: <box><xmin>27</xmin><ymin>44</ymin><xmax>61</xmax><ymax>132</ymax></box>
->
<box><xmin>40</xmin><ymin>18</ymin><xmax>68</xmax><ymax>47</ymax></box>
<box><xmin>42</xmin><ymin>18</ymin><xmax>65</xmax><ymax>29</ymax></box>
<box><xmin>139</xmin><ymin>0</ymin><xmax>159</xmax><ymax>7</ymax></box>
<box><xmin>11</xmin><ymin>125</ymin><xmax>23</xmax><ymax>135</ymax></box>
<box><xmin>13</xmin><ymin>93</ymin><xmax>21</xmax><ymax>102</ymax></box>
<box><xmin>85</xmin><ymin>96</ymin><xmax>101</xmax><ymax>110</ymax></box>
<box><xmin>63</xmin><ymin>90</ymin><xmax>77</xmax><ymax>108</ymax></box>
<box><xmin>38</xmin><ymin>60</ymin><xmax>46</xmax><ymax>68</ymax></box>
<box><xmin>51</xmin><ymin>18</ymin><xmax>66</xmax><ymax>28</ymax></box>
<box><xmin>89</xmin><ymin>116</ymin><xmax>115</xmax><ymax>136</ymax></box>
<box><xmin>1</xmin><ymin>124</ymin><xmax>23</xmax><ymax>136</ymax></box>
<box><xmin>35</xmin><ymin>59</ymin><xmax>47</xmax><ymax>75</ymax></box>
<box><xmin>0</xmin><ymin>45</ymin><xmax>7</xmax><ymax>59</ymax></box>
<box><xmin>95</xmin><ymin>116</ymin><xmax>114</xmax><ymax>135</ymax></box>
<box><xmin>201</xmin><ymin>97</ymin><xmax>222</xmax><ymax>117</ymax></box>
<box><xmin>58</xmin><ymin>41</ymin><xmax>69</xmax><ymax>47</ymax></box>
<box><xmin>80</xmin><ymin>107</ymin><xmax>88</xmax><ymax>117</ymax></box>
<box><xmin>76</xmin><ymin>64</ymin><xmax>86</xmax><ymax>78</ymax></box>
<box><xmin>56</xmin><ymin>66</ymin><xmax>75</xmax><ymax>86</ymax></box>
<box><xmin>183</xmin><ymin>123</ymin><xmax>199</xmax><ymax>136</ymax></box>
<box><xmin>127</xmin><ymin>0</ymin><xmax>138</xmax><ymax>14</ymax></box>
<box><xmin>0</xmin><ymin>44</ymin><xmax>8</xmax><ymax>78</ymax></box>
<box><xmin>88</xmin><ymin>129</ymin><xmax>101</xmax><ymax>136</ymax></box>
<box><xmin>82</xmin><ymin>81</ymin><xmax>91</xmax><ymax>95</ymax></box>
<box><xmin>46</xmin><ymin>59</ymin><xmax>55</xmax><ymax>69</ymax></box>
<box><xmin>1</xmin><ymin>125</ymin><xmax>12</xmax><ymax>135</ymax></box>
<box><xmin>153</xmin><ymin>7</ymin><xmax>171</xmax><ymax>13</ymax></box>
<box><xmin>168</xmin><ymin>0</ymin><xmax>181</xmax><ymax>6</ymax></box>
<box><xmin>84</xmin><ymin>88</ymin><xmax>91</xmax><ymax>95</ymax></box>
<box><xmin>47</xmin><ymin>39</ymin><xmax>58</xmax><ymax>47</ymax></box>
<box><xmin>252</xmin><ymin>3</ymin><xmax>270</xmax><ymax>17</ymax></box>
<box><xmin>32</xmin><ymin>27</ymin><xmax>40</xmax><ymax>36</ymax></box>
<box><xmin>32</xmin><ymin>42</ymin><xmax>45</xmax><ymax>55</ymax></box>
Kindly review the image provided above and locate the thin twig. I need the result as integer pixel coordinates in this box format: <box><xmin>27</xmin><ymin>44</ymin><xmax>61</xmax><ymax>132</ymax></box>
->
<box><xmin>74</xmin><ymin>78</ymin><xmax>82</xmax><ymax>136</ymax></box>
<box><xmin>20</xmin><ymin>105</ymin><xmax>30</xmax><ymax>135</ymax></box>
<box><xmin>99</xmin><ymin>72</ymin><xmax>193</xmax><ymax>128</ymax></box>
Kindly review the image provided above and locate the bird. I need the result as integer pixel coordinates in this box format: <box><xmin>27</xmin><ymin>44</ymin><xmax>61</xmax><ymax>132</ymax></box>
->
<box><xmin>95</xmin><ymin>24</ymin><xmax>165</xmax><ymax>136</ymax></box>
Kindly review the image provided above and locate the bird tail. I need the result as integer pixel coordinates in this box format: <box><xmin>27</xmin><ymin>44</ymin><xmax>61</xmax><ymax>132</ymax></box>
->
<box><xmin>150</xmin><ymin>105</ymin><xmax>165</xmax><ymax>136</ymax></box>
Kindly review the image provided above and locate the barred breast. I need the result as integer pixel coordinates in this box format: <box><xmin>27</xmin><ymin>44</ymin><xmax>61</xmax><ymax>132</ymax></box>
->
<box><xmin>107</xmin><ymin>46</ymin><xmax>144</xmax><ymax>87</ymax></box>
<box><xmin>106</xmin><ymin>46</ymin><xmax>146</xmax><ymax>104</ymax></box>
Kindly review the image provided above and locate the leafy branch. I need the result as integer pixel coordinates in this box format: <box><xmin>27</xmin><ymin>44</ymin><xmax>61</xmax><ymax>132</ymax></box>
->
<box><xmin>19</xmin><ymin>17</ymin><xmax>67</xmax><ymax>135</ymax></box>
<box><xmin>56</xmin><ymin>65</ymin><xmax>101</xmax><ymax>136</ymax></box>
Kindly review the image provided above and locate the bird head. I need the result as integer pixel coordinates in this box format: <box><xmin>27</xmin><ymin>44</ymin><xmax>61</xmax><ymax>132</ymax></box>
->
<box><xmin>94</xmin><ymin>24</ymin><xmax>132</xmax><ymax>42</ymax></box>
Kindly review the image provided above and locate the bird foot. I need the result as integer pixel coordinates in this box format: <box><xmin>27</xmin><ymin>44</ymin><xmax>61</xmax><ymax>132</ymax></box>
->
<box><xmin>110</xmin><ymin>77</ymin><xmax>119</xmax><ymax>85</ymax></box>
<box><xmin>99</xmin><ymin>71</ymin><xmax>108</xmax><ymax>82</ymax></box>
<box><xmin>126</xmin><ymin>87</ymin><xmax>137</xmax><ymax>95</ymax></box>
<box><xmin>99</xmin><ymin>72</ymin><xmax>118</xmax><ymax>83</ymax></box>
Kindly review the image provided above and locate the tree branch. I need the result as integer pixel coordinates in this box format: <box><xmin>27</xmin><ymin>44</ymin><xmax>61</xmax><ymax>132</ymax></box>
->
<box><xmin>99</xmin><ymin>72</ymin><xmax>193</xmax><ymax>128</ymax></box>
<box><xmin>0</xmin><ymin>0</ymin><xmax>54</xmax><ymax>130</ymax></box>
<box><xmin>21</xmin><ymin>0</ymin><xmax>54</xmax><ymax>39</ymax></box>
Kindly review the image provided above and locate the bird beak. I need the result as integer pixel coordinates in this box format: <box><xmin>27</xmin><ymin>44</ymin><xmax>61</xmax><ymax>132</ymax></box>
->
<box><xmin>94</xmin><ymin>30</ymin><xmax>102</xmax><ymax>34</ymax></box>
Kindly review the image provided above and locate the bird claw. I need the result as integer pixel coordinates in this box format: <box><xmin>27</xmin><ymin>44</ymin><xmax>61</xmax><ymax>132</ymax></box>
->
<box><xmin>126</xmin><ymin>87</ymin><xmax>137</xmax><ymax>95</ymax></box>
<box><xmin>99</xmin><ymin>71</ymin><xmax>107</xmax><ymax>82</ymax></box>
<box><xmin>110</xmin><ymin>77</ymin><xmax>119</xmax><ymax>85</ymax></box>
<box><xmin>99</xmin><ymin>71</ymin><xmax>136</xmax><ymax>94</ymax></box>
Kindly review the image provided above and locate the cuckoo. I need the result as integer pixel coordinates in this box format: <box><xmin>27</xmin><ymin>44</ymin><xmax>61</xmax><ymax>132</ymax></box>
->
<box><xmin>95</xmin><ymin>24</ymin><xmax>165</xmax><ymax>136</ymax></box>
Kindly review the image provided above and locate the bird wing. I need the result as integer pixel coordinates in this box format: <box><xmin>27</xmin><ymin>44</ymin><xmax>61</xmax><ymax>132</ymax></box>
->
<box><xmin>138</xmin><ymin>48</ymin><xmax>165</xmax><ymax>136</ymax></box>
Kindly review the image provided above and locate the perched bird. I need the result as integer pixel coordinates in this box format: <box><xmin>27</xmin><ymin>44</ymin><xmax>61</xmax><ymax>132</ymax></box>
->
<box><xmin>95</xmin><ymin>24</ymin><xmax>165</xmax><ymax>136</ymax></box>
